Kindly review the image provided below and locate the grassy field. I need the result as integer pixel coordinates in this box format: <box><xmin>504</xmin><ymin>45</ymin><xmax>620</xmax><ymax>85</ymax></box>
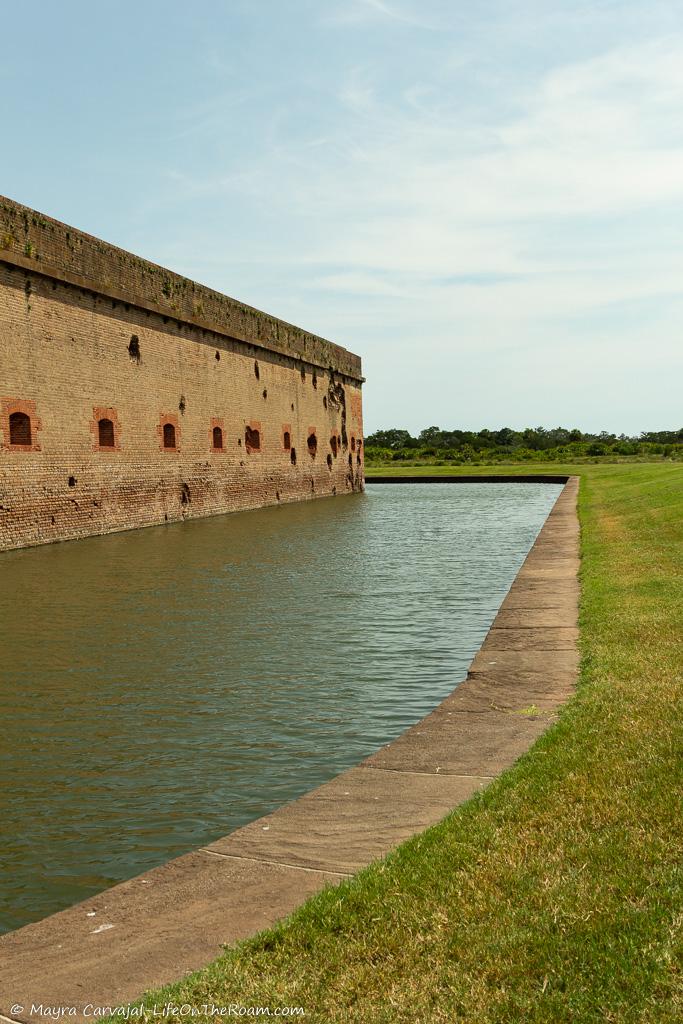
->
<box><xmin>136</xmin><ymin>463</ymin><xmax>682</xmax><ymax>1022</ymax></box>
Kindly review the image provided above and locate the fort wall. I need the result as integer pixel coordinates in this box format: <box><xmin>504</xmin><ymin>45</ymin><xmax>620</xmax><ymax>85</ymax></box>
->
<box><xmin>0</xmin><ymin>197</ymin><xmax>364</xmax><ymax>551</ymax></box>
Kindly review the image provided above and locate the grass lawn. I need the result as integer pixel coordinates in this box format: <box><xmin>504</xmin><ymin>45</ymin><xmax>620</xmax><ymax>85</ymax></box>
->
<box><xmin>135</xmin><ymin>463</ymin><xmax>682</xmax><ymax>1022</ymax></box>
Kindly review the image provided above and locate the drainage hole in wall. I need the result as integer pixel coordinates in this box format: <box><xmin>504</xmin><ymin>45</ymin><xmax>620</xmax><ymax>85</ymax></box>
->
<box><xmin>128</xmin><ymin>335</ymin><xmax>141</xmax><ymax>362</ymax></box>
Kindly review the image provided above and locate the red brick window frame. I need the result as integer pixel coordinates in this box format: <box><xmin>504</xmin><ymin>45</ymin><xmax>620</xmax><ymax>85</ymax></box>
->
<box><xmin>281</xmin><ymin>423</ymin><xmax>292</xmax><ymax>451</ymax></box>
<box><xmin>210</xmin><ymin>417</ymin><xmax>225</xmax><ymax>452</ymax></box>
<box><xmin>90</xmin><ymin>406</ymin><xmax>122</xmax><ymax>452</ymax></box>
<box><xmin>245</xmin><ymin>420</ymin><xmax>262</xmax><ymax>453</ymax></box>
<box><xmin>1</xmin><ymin>398</ymin><xmax>42</xmax><ymax>452</ymax></box>
<box><xmin>158</xmin><ymin>413</ymin><xmax>180</xmax><ymax>452</ymax></box>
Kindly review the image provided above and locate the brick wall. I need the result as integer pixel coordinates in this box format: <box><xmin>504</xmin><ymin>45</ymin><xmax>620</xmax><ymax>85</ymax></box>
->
<box><xmin>0</xmin><ymin>201</ymin><xmax>364</xmax><ymax>552</ymax></box>
<box><xmin>0</xmin><ymin>196</ymin><xmax>361</xmax><ymax>379</ymax></box>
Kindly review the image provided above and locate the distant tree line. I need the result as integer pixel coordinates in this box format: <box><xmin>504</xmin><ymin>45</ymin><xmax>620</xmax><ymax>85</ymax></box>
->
<box><xmin>363</xmin><ymin>426</ymin><xmax>683</xmax><ymax>464</ymax></box>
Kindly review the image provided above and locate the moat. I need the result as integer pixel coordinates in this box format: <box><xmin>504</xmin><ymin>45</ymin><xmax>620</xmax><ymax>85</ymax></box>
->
<box><xmin>0</xmin><ymin>482</ymin><xmax>562</xmax><ymax>934</ymax></box>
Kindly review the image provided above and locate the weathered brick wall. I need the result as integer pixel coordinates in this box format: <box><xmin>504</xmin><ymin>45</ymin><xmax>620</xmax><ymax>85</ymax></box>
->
<box><xmin>0</xmin><ymin>197</ymin><xmax>361</xmax><ymax>379</ymax></box>
<box><xmin>0</xmin><ymin>200</ymin><xmax>364</xmax><ymax>552</ymax></box>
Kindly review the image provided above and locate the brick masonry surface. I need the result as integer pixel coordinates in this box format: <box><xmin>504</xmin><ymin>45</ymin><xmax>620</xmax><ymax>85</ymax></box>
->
<box><xmin>0</xmin><ymin>197</ymin><xmax>364</xmax><ymax>551</ymax></box>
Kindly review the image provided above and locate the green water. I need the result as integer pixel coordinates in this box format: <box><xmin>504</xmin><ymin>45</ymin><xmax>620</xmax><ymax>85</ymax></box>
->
<box><xmin>0</xmin><ymin>482</ymin><xmax>561</xmax><ymax>933</ymax></box>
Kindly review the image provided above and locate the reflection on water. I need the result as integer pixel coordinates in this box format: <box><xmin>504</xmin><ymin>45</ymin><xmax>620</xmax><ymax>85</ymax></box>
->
<box><xmin>0</xmin><ymin>482</ymin><xmax>561</xmax><ymax>933</ymax></box>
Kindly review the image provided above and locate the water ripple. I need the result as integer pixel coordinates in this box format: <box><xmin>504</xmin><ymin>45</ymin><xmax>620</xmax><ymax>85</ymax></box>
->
<box><xmin>0</xmin><ymin>482</ymin><xmax>561</xmax><ymax>932</ymax></box>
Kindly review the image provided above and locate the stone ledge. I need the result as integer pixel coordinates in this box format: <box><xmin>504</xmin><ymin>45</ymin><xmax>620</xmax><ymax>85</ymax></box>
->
<box><xmin>482</xmin><ymin>626</ymin><xmax>580</xmax><ymax>650</ymax></box>
<box><xmin>205</xmin><ymin>767</ymin><xmax>488</xmax><ymax>874</ymax></box>
<box><xmin>0</xmin><ymin>851</ymin><xmax>341</xmax><ymax>1013</ymax></box>
<box><xmin>362</xmin><ymin>708</ymin><xmax>553</xmax><ymax>776</ymax></box>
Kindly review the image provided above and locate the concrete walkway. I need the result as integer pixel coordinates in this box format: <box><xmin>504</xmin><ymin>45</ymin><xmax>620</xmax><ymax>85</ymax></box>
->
<box><xmin>0</xmin><ymin>477</ymin><xmax>579</xmax><ymax>1020</ymax></box>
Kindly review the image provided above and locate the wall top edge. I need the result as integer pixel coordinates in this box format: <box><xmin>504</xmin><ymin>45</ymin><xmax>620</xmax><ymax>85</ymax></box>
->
<box><xmin>0</xmin><ymin>195</ymin><xmax>363</xmax><ymax>382</ymax></box>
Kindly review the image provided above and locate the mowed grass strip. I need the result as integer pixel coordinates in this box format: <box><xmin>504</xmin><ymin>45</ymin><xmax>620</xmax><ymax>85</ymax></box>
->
<box><xmin>136</xmin><ymin>465</ymin><xmax>683</xmax><ymax>1023</ymax></box>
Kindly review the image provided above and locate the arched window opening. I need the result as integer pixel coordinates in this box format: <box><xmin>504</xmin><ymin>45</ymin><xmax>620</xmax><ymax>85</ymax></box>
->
<box><xmin>98</xmin><ymin>418</ymin><xmax>115</xmax><ymax>448</ymax></box>
<box><xmin>163</xmin><ymin>422</ymin><xmax>176</xmax><ymax>449</ymax></box>
<box><xmin>245</xmin><ymin>425</ymin><xmax>260</xmax><ymax>451</ymax></box>
<box><xmin>307</xmin><ymin>432</ymin><xmax>318</xmax><ymax>457</ymax></box>
<box><xmin>212</xmin><ymin>426</ymin><xmax>223</xmax><ymax>450</ymax></box>
<box><xmin>283</xmin><ymin>431</ymin><xmax>291</xmax><ymax>450</ymax></box>
<box><xmin>9</xmin><ymin>411</ymin><xmax>31</xmax><ymax>446</ymax></box>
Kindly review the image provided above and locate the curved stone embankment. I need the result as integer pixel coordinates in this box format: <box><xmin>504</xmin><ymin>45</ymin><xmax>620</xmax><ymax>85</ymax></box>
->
<box><xmin>0</xmin><ymin>477</ymin><xmax>579</xmax><ymax>1021</ymax></box>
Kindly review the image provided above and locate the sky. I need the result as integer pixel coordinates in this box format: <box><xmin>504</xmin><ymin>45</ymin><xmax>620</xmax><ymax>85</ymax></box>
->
<box><xmin>2</xmin><ymin>0</ymin><xmax>682</xmax><ymax>435</ymax></box>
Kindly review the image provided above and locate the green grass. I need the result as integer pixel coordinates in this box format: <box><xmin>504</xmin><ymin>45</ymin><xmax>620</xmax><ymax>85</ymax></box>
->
<box><xmin>135</xmin><ymin>464</ymin><xmax>683</xmax><ymax>1022</ymax></box>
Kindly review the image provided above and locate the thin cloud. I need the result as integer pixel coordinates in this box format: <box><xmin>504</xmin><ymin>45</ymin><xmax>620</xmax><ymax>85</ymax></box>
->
<box><xmin>323</xmin><ymin>0</ymin><xmax>436</xmax><ymax>29</ymax></box>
